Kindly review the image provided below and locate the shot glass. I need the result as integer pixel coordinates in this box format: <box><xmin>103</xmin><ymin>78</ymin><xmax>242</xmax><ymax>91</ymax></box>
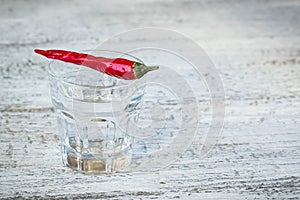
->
<box><xmin>48</xmin><ymin>50</ymin><xmax>145</xmax><ymax>174</ymax></box>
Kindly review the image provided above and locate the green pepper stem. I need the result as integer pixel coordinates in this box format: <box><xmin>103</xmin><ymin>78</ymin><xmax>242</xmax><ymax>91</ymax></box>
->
<box><xmin>132</xmin><ymin>62</ymin><xmax>159</xmax><ymax>79</ymax></box>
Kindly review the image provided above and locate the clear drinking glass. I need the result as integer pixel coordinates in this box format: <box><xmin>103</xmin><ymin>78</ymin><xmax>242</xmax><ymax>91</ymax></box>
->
<box><xmin>48</xmin><ymin>50</ymin><xmax>145</xmax><ymax>174</ymax></box>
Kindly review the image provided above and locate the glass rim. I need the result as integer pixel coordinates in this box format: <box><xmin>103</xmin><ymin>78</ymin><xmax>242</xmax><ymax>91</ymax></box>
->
<box><xmin>47</xmin><ymin>49</ymin><xmax>145</xmax><ymax>89</ymax></box>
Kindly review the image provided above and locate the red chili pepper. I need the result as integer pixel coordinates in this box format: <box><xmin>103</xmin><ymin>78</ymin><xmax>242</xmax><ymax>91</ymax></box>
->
<box><xmin>34</xmin><ymin>49</ymin><xmax>159</xmax><ymax>80</ymax></box>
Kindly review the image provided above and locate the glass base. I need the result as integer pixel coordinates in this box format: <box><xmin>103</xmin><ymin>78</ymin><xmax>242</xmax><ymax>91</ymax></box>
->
<box><xmin>62</xmin><ymin>145</ymin><xmax>132</xmax><ymax>174</ymax></box>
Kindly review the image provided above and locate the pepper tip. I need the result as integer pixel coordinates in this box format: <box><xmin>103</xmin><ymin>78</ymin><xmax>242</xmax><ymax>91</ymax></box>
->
<box><xmin>34</xmin><ymin>49</ymin><xmax>44</xmax><ymax>55</ymax></box>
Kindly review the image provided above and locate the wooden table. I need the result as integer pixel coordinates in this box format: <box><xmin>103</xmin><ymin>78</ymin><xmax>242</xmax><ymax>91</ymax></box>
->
<box><xmin>1</xmin><ymin>1</ymin><xmax>299</xmax><ymax>199</ymax></box>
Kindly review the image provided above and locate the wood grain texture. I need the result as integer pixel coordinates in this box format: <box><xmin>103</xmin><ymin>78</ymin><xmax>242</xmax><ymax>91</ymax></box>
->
<box><xmin>0</xmin><ymin>0</ymin><xmax>299</xmax><ymax>199</ymax></box>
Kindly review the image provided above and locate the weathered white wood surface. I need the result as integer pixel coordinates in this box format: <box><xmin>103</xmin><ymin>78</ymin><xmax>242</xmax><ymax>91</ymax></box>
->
<box><xmin>0</xmin><ymin>0</ymin><xmax>299</xmax><ymax>199</ymax></box>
